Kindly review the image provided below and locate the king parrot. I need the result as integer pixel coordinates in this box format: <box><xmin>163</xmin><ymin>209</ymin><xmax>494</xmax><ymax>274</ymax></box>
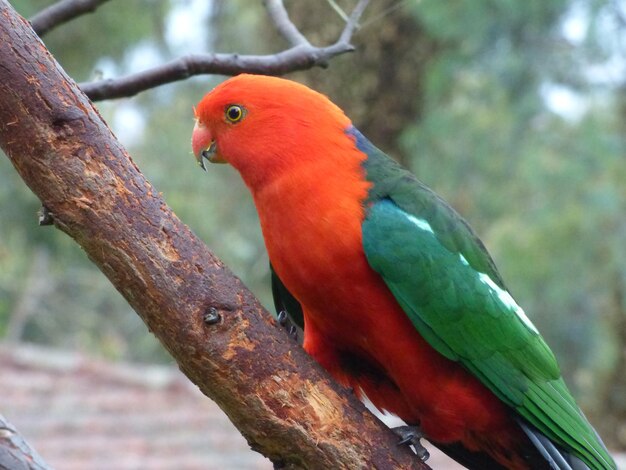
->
<box><xmin>191</xmin><ymin>74</ymin><xmax>616</xmax><ymax>470</ymax></box>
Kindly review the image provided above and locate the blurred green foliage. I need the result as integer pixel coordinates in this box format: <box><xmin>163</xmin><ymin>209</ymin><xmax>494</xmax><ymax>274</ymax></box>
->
<box><xmin>1</xmin><ymin>0</ymin><xmax>625</xmax><ymax>447</ymax></box>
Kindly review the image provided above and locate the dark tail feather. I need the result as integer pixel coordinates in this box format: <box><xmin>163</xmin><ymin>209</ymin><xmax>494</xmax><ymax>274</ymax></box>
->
<box><xmin>431</xmin><ymin>441</ymin><xmax>508</xmax><ymax>470</ymax></box>
<box><xmin>517</xmin><ymin>419</ymin><xmax>589</xmax><ymax>470</ymax></box>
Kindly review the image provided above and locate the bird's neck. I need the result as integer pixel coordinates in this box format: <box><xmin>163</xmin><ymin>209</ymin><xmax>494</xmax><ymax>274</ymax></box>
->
<box><xmin>250</xmin><ymin>148</ymin><xmax>371</xmax><ymax>300</ymax></box>
<box><xmin>252</xmin><ymin>155</ymin><xmax>370</xmax><ymax>231</ymax></box>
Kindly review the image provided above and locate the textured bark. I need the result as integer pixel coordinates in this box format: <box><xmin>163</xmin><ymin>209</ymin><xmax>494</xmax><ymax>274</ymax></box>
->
<box><xmin>0</xmin><ymin>415</ymin><xmax>50</xmax><ymax>470</ymax></box>
<box><xmin>0</xmin><ymin>2</ymin><xmax>426</xmax><ymax>469</ymax></box>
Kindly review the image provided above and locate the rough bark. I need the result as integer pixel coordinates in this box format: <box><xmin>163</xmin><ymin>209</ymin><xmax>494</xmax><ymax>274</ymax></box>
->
<box><xmin>0</xmin><ymin>415</ymin><xmax>50</xmax><ymax>470</ymax></box>
<box><xmin>0</xmin><ymin>2</ymin><xmax>426</xmax><ymax>469</ymax></box>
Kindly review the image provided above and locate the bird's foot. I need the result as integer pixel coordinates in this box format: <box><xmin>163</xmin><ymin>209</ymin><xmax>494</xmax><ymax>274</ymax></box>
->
<box><xmin>392</xmin><ymin>425</ymin><xmax>430</xmax><ymax>462</ymax></box>
<box><xmin>38</xmin><ymin>205</ymin><xmax>54</xmax><ymax>226</ymax></box>
<box><xmin>277</xmin><ymin>310</ymin><xmax>288</xmax><ymax>326</ymax></box>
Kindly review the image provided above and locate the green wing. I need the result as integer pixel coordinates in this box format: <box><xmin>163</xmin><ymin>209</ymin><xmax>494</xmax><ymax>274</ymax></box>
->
<box><xmin>351</xmin><ymin>128</ymin><xmax>615</xmax><ymax>470</ymax></box>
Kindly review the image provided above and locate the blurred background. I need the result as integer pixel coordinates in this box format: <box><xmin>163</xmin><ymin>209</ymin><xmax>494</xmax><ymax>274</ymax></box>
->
<box><xmin>1</xmin><ymin>0</ymin><xmax>625</xmax><ymax>468</ymax></box>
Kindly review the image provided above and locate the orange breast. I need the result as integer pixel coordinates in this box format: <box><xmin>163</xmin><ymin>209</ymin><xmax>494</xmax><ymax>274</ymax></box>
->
<box><xmin>251</xmin><ymin>155</ymin><xmax>527</xmax><ymax>466</ymax></box>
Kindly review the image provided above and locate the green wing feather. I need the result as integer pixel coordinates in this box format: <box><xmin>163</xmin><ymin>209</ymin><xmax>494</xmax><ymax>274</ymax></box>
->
<box><xmin>351</xmin><ymin>128</ymin><xmax>615</xmax><ymax>470</ymax></box>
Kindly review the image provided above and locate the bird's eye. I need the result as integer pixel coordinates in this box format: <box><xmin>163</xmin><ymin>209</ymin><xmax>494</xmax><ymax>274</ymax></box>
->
<box><xmin>225</xmin><ymin>105</ymin><xmax>244</xmax><ymax>123</ymax></box>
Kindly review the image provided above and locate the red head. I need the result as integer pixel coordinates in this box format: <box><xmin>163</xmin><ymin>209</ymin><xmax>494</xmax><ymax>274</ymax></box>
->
<box><xmin>192</xmin><ymin>74</ymin><xmax>353</xmax><ymax>190</ymax></box>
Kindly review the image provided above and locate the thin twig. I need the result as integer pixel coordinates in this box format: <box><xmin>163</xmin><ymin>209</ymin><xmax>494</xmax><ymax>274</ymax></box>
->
<box><xmin>264</xmin><ymin>0</ymin><xmax>309</xmax><ymax>47</ymax></box>
<box><xmin>30</xmin><ymin>0</ymin><xmax>112</xmax><ymax>37</ymax></box>
<box><xmin>359</xmin><ymin>0</ymin><xmax>408</xmax><ymax>30</ymax></box>
<box><xmin>81</xmin><ymin>45</ymin><xmax>347</xmax><ymax>100</ymax></box>
<box><xmin>327</xmin><ymin>0</ymin><xmax>350</xmax><ymax>23</ymax></box>
<box><xmin>79</xmin><ymin>0</ymin><xmax>370</xmax><ymax>101</ymax></box>
<box><xmin>339</xmin><ymin>0</ymin><xmax>370</xmax><ymax>44</ymax></box>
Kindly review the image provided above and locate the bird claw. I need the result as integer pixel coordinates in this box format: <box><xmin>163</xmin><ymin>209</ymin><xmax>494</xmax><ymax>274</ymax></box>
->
<box><xmin>392</xmin><ymin>425</ymin><xmax>430</xmax><ymax>462</ymax></box>
<box><xmin>288</xmin><ymin>325</ymin><xmax>298</xmax><ymax>341</ymax></box>
<box><xmin>277</xmin><ymin>310</ymin><xmax>288</xmax><ymax>326</ymax></box>
<box><xmin>276</xmin><ymin>310</ymin><xmax>300</xmax><ymax>342</ymax></box>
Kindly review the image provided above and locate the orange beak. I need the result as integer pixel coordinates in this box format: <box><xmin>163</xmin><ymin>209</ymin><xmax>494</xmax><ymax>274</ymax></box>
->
<box><xmin>192</xmin><ymin>121</ymin><xmax>223</xmax><ymax>170</ymax></box>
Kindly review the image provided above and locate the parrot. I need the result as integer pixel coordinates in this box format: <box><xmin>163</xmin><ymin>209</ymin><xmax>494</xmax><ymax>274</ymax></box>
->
<box><xmin>191</xmin><ymin>74</ymin><xmax>616</xmax><ymax>470</ymax></box>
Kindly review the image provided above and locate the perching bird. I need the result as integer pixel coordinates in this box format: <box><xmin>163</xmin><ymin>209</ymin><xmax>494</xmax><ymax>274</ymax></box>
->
<box><xmin>191</xmin><ymin>74</ymin><xmax>616</xmax><ymax>470</ymax></box>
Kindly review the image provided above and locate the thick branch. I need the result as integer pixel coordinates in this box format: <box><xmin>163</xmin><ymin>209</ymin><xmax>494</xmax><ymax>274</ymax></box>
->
<box><xmin>29</xmin><ymin>0</ymin><xmax>111</xmax><ymax>37</ymax></box>
<box><xmin>79</xmin><ymin>0</ymin><xmax>369</xmax><ymax>101</ymax></box>
<box><xmin>0</xmin><ymin>2</ymin><xmax>426</xmax><ymax>469</ymax></box>
<box><xmin>0</xmin><ymin>414</ymin><xmax>51</xmax><ymax>470</ymax></box>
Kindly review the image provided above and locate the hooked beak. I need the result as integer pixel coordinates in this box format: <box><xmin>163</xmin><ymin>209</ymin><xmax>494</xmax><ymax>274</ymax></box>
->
<box><xmin>192</xmin><ymin>121</ymin><xmax>224</xmax><ymax>171</ymax></box>
<box><xmin>197</xmin><ymin>141</ymin><xmax>217</xmax><ymax>171</ymax></box>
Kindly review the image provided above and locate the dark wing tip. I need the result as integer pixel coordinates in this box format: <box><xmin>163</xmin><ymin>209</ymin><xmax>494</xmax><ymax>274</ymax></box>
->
<box><xmin>518</xmin><ymin>419</ymin><xmax>598</xmax><ymax>470</ymax></box>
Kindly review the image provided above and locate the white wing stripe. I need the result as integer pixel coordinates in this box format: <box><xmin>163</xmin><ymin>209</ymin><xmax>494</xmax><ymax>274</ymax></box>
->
<box><xmin>478</xmin><ymin>272</ymin><xmax>539</xmax><ymax>334</ymax></box>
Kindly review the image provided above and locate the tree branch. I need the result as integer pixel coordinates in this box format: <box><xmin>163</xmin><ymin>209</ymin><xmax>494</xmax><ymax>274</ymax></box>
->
<box><xmin>79</xmin><ymin>0</ymin><xmax>369</xmax><ymax>101</ymax></box>
<box><xmin>81</xmin><ymin>46</ymin><xmax>349</xmax><ymax>101</ymax></box>
<box><xmin>264</xmin><ymin>0</ymin><xmax>310</xmax><ymax>47</ymax></box>
<box><xmin>29</xmin><ymin>0</ymin><xmax>112</xmax><ymax>37</ymax></box>
<box><xmin>0</xmin><ymin>2</ymin><xmax>426</xmax><ymax>468</ymax></box>
<box><xmin>339</xmin><ymin>0</ymin><xmax>369</xmax><ymax>44</ymax></box>
<box><xmin>0</xmin><ymin>414</ymin><xmax>51</xmax><ymax>470</ymax></box>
